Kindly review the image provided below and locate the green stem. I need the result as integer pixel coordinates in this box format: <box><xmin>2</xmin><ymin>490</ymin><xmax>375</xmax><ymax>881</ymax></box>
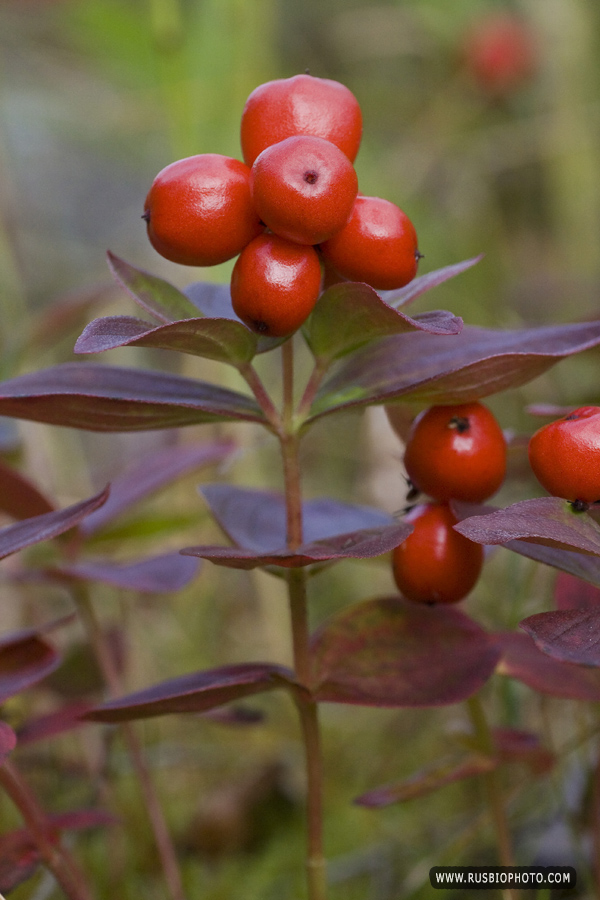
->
<box><xmin>467</xmin><ymin>695</ymin><xmax>518</xmax><ymax>900</ymax></box>
<box><xmin>0</xmin><ymin>760</ymin><xmax>94</xmax><ymax>900</ymax></box>
<box><xmin>73</xmin><ymin>587</ymin><xmax>187</xmax><ymax>900</ymax></box>
<box><xmin>280</xmin><ymin>338</ymin><xmax>327</xmax><ymax>900</ymax></box>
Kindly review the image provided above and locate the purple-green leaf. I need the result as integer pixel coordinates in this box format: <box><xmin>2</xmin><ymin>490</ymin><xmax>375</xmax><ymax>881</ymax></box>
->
<box><xmin>182</xmin><ymin>521</ymin><xmax>411</xmax><ymax>570</ymax></box>
<box><xmin>520</xmin><ymin>609</ymin><xmax>600</xmax><ymax>667</ymax></box>
<box><xmin>0</xmin><ymin>628</ymin><xmax>62</xmax><ymax>703</ymax></box>
<box><xmin>49</xmin><ymin>552</ymin><xmax>200</xmax><ymax>593</ymax></box>
<box><xmin>75</xmin><ymin>315</ymin><xmax>258</xmax><ymax>366</ymax></box>
<box><xmin>0</xmin><ymin>459</ymin><xmax>55</xmax><ymax>520</ymax></box>
<box><xmin>80</xmin><ymin>439</ymin><xmax>234</xmax><ymax>536</ymax></box>
<box><xmin>379</xmin><ymin>256</ymin><xmax>484</xmax><ymax>309</ymax></box>
<box><xmin>309</xmin><ymin>597</ymin><xmax>500</xmax><ymax>707</ymax></box>
<box><xmin>310</xmin><ymin>319</ymin><xmax>600</xmax><ymax>421</ymax></box>
<box><xmin>83</xmin><ymin>663</ymin><xmax>298</xmax><ymax>723</ymax></box>
<box><xmin>0</xmin><ymin>487</ymin><xmax>109</xmax><ymax>561</ymax></box>
<box><xmin>0</xmin><ymin>363</ymin><xmax>265</xmax><ymax>431</ymax></box>
<box><xmin>304</xmin><ymin>281</ymin><xmax>462</xmax><ymax>362</ymax></box>
<box><xmin>496</xmin><ymin>631</ymin><xmax>600</xmax><ymax>700</ymax></box>
<box><xmin>555</xmin><ymin>572</ymin><xmax>600</xmax><ymax>609</ymax></box>
<box><xmin>0</xmin><ymin>722</ymin><xmax>17</xmax><ymax>761</ymax></box>
<box><xmin>107</xmin><ymin>251</ymin><xmax>200</xmax><ymax>323</ymax></box>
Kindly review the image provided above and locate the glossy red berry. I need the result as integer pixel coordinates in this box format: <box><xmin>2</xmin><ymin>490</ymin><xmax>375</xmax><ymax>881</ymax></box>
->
<box><xmin>240</xmin><ymin>73</ymin><xmax>363</xmax><ymax>168</ymax></box>
<box><xmin>143</xmin><ymin>154</ymin><xmax>263</xmax><ymax>267</ymax></box>
<box><xmin>392</xmin><ymin>503</ymin><xmax>484</xmax><ymax>604</ymax></box>
<box><xmin>230</xmin><ymin>233</ymin><xmax>322</xmax><ymax>337</ymax></box>
<box><xmin>320</xmin><ymin>195</ymin><xmax>419</xmax><ymax>290</ymax></box>
<box><xmin>463</xmin><ymin>13</ymin><xmax>537</xmax><ymax>98</ymax></box>
<box><xmin>250</xmin><ymin>135</ymin><xmax>358</xmax><ymax>246</ymax></box>
<box><xmin>404</xmin><ymin>402</ymin><xmax>507</xmax><ymax>502</ymax></box>
<box><xmin>528</xmin><ymin>406</ymin><xmax>600</xmax><ymax>503</ymax></box>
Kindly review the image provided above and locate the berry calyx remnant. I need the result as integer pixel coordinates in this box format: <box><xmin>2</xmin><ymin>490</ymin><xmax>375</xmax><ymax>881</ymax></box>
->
<box><xmin>392</xmin><ymin>503</ymin><xmax>484</xmax><ymax>604</ymax></box>
<box><xmin>240</xmin><ymin>73</ymin><xmax>363</xmax><ymax>167</ymax></box>
<box><xmin>250</xmin><ymin>135</ymin><xmax>358</xmax><ymax>246</ymax></box>
<box><xmin>403</xmin><ymin>402</ymin><xmax>507</xmax><ymax>502</ymax></box>
<box><xmin>230</xmin><ymin>233</ymin><xmax>322</xmax><ymax>337</ymax></box>
<box><xmin>144</xmin><ymin>154</ymin><xmax>263</xmax><ymax>267</ymax></box>
<box><xmin>528</xmin><ymin>406</ymin><xmax>600</xmax><ymax>503</ymax></box>
<box><xmin>320</xmin><ymin>195</ymin><xmax>420</xmax><ymax>290</ymax></box>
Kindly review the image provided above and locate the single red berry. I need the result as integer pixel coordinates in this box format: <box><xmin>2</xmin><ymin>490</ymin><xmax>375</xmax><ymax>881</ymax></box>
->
<box><xmin>240</xmin><ymin>73</ymin><xmax>363</xmax><ymax>168</ymax></box>
<box><xmin>143</xmin><ymin>154</ymin><xmax>263</xmax><ymax>267</ymax></box>
<box><xmin>320</xmin><ymin>195</ymin><xmax>419</xmax><ymax>290</ymax></box>
<box><xmin>463</xmin><ymin>13</ymin><xmax>537</xmax><ymax>98</ymax></box>
<box><xmin>230</xmin><ymin>233</ymin><xmax>322</xmax><ymax>337</ymax></box>
<box><xmin>392</xmin><ymin>503</ymin><xmax>484</xmax><ymax>604</ymax></box>
<box><xmin>250</xmin><ymin>135</ymin><xmax>358</xmax><ymax>246</ymax></box>
<box><xmin>404</xmin><ymin>402</ymin><xmax>507</xmax><ymax>503</ymax></box>
<box><xmin>528</xmin><ymin>406</ymin><xmax>600</xmax><ymax>503</ymax></box>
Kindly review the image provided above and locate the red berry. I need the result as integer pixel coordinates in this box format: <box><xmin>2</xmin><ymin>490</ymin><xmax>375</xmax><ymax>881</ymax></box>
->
<box><xmin>463</xmin><ymin>13</ymin><xmax>537</xmax><ymax>98</ymax></box>
<box><xmin>403</xmin><ymin>402</ymin><xmax>507</xmax><ymax>503</ymax></box>
<box><xmin>320</xmin><ymin>195</ymin><xmax>419</xmax><ymax>290</ymax></box>
<box><xmin>143</xmin><ymin>154</ymin><xmax>263</xmax><ymax>267</ymax></box>
<box><xmin>240</xmin><ymin>73</ymin><xmax>363</xmax><ymax>168</ymax></box>
<box><xmin>230</xmin><ymin>233</ymin><xmax>322</xmax><ymax>337</ymax></box>
<box><xmin>392</xmin><ymin>503</ymin><xmax>484</xmax><ymax>604</ymax></box>
<box><xmin>250</xmin><ymin>135</ymin><xmax>358</xmax><ymax>246</ymax></box>
<box><xmin>528</xmin><ymin>406</ymin><xmax>600</xmax><ymax>503</ymax></box>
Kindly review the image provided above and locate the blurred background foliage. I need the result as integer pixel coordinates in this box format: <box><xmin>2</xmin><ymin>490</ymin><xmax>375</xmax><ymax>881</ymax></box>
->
<box><xmin>1</xmin><ymin>0</ymin><xmax>600</xmax><ymax>897</ymax></box>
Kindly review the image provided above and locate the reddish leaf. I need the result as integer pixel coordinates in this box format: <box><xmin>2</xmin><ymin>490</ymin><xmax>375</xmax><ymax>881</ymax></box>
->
<box><xmin>555</xmin><ymin>571</ymin><xmax>600</xmax><ymax>609</ymax></box>
<box><xmin>310</xmin><ymin>319</ymin><xmax>600</xmax><ymax>421</ymax></box>
<box><xmin>0</xmin><ymin>487</ymin><xmax>109</xmax><ymax>561</ymax></box>
<box><xmin>0</xmin><ymin>458</ymin><xmax>54</xmax><ymax>520</ymax></box>
<box><xmin>49</xmin><ymin>552</ymin><xmax>200</xmax><ymax>593</ymax></box>
<box><xmin>200</xmin><ymin>484</ymin><xmax>395</xmax><ymax>551</ymax></box>
<box><xmin>83</xmin><ymin>663</ymin><xmax>298</xmax><ymax>723</ymax></box>
<box><xmin>0</xmin><ymin>629</ymin><xmax>61</xmax><ymax>703</ymax></box>
<box><xmin>355</xmin><ymin>752</ymin><xmax>495</xmax><ymax>807</ymax></box>
<box><xmin>310</xmin><ymin>597</ymin><xmax>500</xmax><ymax>706</ymax></box>
<box><xmin>496</xmin><ymin>631</ymin><xmax>600</xmax><ymax>700</ymax></box>
<box><xmin>305</xmin><ymin>280</ymin><xmax>462</xmax><ymax>363</ymax></box>
<box><xmin>0</xmin><ymin>721</ymin><xmax>17</xmax><ymax>760</ymax></box>
<box><xmin>182</xmin><ymin>521</ymin><xmax>412</xmax><ymax>570</ymax></box>
<box><xmin>379</xmin><ymin>256</ymin><xmax>484</xmax><ymax>309</ymax></box>
<box><xmin>107</xmin><ymin>251</ymin><xmax>199</xmax><ymax>323</ymax></box>
<box><xmin>75</xmin><ymin>315</ymin><xmax>258</xmax><ymax>366</ymax></box>
<box><xmin>454</xmin><ymin>497</ymin><xmax>600</xmax><ymax>555</ymax></box>
<box><xmin>492</xmin><ymin>727</ymin><xmax>554</xmax><ymax>774</ymax></box>
<box><xmin>80</xmin><ymin>439</ymin><xmax>234</xmax><ymax>535</ymax></box>
<box><xmin>17</xmin><ymin>701</ymin><xmax>93</xmax><ymax>745</ymax></box>
<box><xmin>521</xmin><ymin>608</ymin><xmax>600</xmax><ymax>667</ymax></box>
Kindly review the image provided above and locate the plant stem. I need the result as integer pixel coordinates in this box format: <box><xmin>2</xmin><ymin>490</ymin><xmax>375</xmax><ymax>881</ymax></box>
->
<box><xmin>467</xmin><ymin>694</ymin><xmax>518</xmax><ymax>900</ymax></box>
<box><xmin>0</xmin><ymin>760</ymin><xmax>94</xmax><ymax>900</ymax></box>
<box><xmin>280</xmin><ymin>338</ymin><xmax>327</xmax><ymax>900</ymax></box>
<box><xmin>73</xmin><ymin>587</ymin><xmax>187</xmax><ymax>900</ymax></box>
<box><xmin>238</xmin><ymin>361</ymin><xmax>282</xmax><ymax>433</ymax></box>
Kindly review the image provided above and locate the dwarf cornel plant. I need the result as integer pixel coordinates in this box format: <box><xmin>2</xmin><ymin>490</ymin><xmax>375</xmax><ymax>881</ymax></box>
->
<box><xmin>3</xmin><ymin>73</ymin><xmax>600</xmax><ymax>899</ymax></box>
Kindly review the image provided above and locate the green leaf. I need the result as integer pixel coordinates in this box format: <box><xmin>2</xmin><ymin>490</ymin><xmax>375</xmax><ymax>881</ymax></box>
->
<box><xmin>107</xmin><ymin>252</ymin><xmax>200</xmax><ymax>323</ymax></box>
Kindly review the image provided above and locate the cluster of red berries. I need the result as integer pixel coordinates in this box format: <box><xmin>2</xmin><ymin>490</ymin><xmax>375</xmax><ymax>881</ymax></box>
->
<box><xmin>392</xmin><ymin>402</ymin><xmax>507</xmax><ymax>605</ymax></box>
<box><xmin>143</xmin><ymin>74</ymin><xmax>420</xmax><ymax>337</ymax></box>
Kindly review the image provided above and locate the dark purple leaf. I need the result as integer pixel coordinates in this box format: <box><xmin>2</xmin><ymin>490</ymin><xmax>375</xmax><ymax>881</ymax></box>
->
<box><xmin>0</xmin><ymin>629</ymin><xmax>61</xmax><ymax>703</ymax></box>
<box><xmin>50</xmin><ymin>552</ymin><xmax>200</xmax><ymax>592</ymax></box>
<box><xmin>107</xmin><ymin>251</ymin><xmax>199</xmax><ymax>322</ymax></box>
<box><xmin>75</xmin><ymin>315</ymin><xmax>258</xmax><ymax>366</ymax></box>
<box><xmin>492</xmin><ymin>728</ymin><xmax>554</xmax><ymax>773</ymax></box>
<box><xmin>305</xmin><ymin>280</ymin><xmax>462</xmax><ymax>362</ymax></box>
<box><xmin>455</xmin><ymin>497</ymin><xmax>600</xmax><ymax>555</ymax></box>
<box><xmin>83</xmin><ymin>662</ymin><xmax>298</xmax><ymax>723</ymax></box>
<box><xmin>310</xmin><ymin>597</ymin><xmax>500</xmax><ymax>706</ymax></box>
<box><xmin>17</xmin><ymin>701</ymin><xmax>93</xmax><ymax>745</ymax></box>
<box><xmin>310</xmin><ymin>319</ymin><xmax>600</xmax><ymax>421</ymax></box>
<box><xmin>520</xmin><ymin>609</ymin><xmax>600</xmax><ymax>667</ymax></box>
<box><xmin>0</xmin><ymin>459</ymin><xmax>55</xmax><ymax>520</ymax></box>
<box><xmin>555</xmin><ymin>571</ymin><xmax>600</xmax><ymax>609</ymax></box>
<box><xmin>0</xmin><ymin>363</ymin><xmax>265</xmax><ymax>431</ymax></box>
<box><xmin>0</xmin><ymin>721</ymin><xmax>17</xmax><ymax>760</ymax></box>
<box><xmin>496</xmin><ymin>631</ymin><xmax>600</xmax><ymax>700</ymax></box>
<box><xmin>379</xmin><ymin>256</ymin><xmax>484</xmax><ymax>309</ymax></box>
<box><xmin>0</xmin><ymin>487</ymin><xmax>109</xmax><ymax>561</ymax></box>
<box><xmin>200</xmin><ymin>484</ymin><xmax>395</xmax><ymax>551</ymax></box>
<box><xmin>182</xmin><ymin>521</ymin><xmax>412</xmax><ymax>570</ymax></box>
<box><xmin>355</xmin><ymin>753</ymin><xmax>495</xmax><ymax>808</ymax></box>
<box><xmin>80</xmin><ymin>439</ymin><xmax>234</xmax><ymax>535</ymax></box>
